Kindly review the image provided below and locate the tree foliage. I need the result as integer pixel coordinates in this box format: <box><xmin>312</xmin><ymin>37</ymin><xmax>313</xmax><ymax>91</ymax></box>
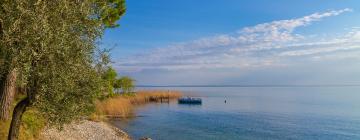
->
<box><xmin>98</xmin><ymin>0</ymin><xmax>126</xmax><ymax>28</ymax></box>
<box><xmin>114</xmin><ymin>76</ymin><xmax>134</xmax><ymax>94</ymax></box>
<box><xmin>0</xmin><ymin>0</ymin><xmax>126</xmax><ymax>139</ymax></box>
<box><xmin>102</xmin><ymin>67</ymin><xmax>118</xmax><ymax>96</ymax></box>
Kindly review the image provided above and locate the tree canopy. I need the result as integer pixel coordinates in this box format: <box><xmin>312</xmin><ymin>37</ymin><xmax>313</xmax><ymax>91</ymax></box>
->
<box><xmin>114</xmin><ymin>76</ymin><xmax>135</xmax><ymax>94</ymax></box>
<box><xmin>0</xmin><ymin>0</ymin><xmax>126</xmax><ymax>139</ymax></box>
<box><xmin>102</xmin><ymin>67</ymin><xmax>118</xmax><ymax>96</ymax></box>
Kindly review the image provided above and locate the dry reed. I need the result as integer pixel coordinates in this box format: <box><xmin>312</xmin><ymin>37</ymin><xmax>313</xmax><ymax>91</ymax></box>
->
<box><xmin>94</xmin><ymin>90</ymin><xmax>182</xmax><ymax>119</ymax></box>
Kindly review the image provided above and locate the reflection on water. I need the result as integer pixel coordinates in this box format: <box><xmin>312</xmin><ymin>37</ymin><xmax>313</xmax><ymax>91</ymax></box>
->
<box><xmin>111</xmin><ymin>87</ymin><xmax>360</xmax><ymax>140</ymax></box>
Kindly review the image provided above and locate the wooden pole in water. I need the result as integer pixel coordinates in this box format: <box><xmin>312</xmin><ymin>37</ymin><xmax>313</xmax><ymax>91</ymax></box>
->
<box><xmin>168</xmin><ymin>90</ymin><xmax>170</xmax><ymax>103</ymax></box>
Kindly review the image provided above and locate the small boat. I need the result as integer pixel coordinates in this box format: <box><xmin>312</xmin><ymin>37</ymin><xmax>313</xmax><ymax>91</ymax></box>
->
<box><xmin>178</xmin><ymin>97</ymin><xmax>202</xmax><ymax>104</ymax></box>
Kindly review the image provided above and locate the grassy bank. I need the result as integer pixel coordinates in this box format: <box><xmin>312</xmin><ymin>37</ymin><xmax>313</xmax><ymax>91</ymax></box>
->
<box><xmin>0</xmin><ymin>95</ymin><xmax>46</xmax><ymax>140</ymax></box>
<box><xmin>93</xmin><ymin>90</ymin><xmax>182</xmax><ymax>119</ymax></box>
<box><xmin>0</xmin><ymin>108</ymin><xmax>46</xmax><ymax>140</ymax></box>
<box><xmin>1</xmin><ymin>90</ymin><xmax>181</xmax><ymax>139</ymax></box>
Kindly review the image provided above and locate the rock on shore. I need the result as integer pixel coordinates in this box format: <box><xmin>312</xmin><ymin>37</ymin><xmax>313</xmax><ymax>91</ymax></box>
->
<box><xmin>41</xmin><ymin>120</ymin><xmax>130</xmax><ymax>140</ymax></box>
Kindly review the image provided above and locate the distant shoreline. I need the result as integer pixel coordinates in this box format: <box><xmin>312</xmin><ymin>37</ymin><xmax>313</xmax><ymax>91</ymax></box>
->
<box><xmin>136</xmin><ymin>84</ymin><xmax>360</xmax><ymax>88</ymax></box>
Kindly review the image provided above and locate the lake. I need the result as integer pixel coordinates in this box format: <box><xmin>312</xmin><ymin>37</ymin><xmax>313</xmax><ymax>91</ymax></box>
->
<box><xmin>111</xmin><ymin>86</ymin><xmax>360</xmax><ymax>140</ymax></box>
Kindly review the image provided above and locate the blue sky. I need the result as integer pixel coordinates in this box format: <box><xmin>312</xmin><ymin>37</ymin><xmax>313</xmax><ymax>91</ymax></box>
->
<box><xmin>102</xmin><ymin>0</ymin><xmax>360</xmax><ymax>85</ymax></box>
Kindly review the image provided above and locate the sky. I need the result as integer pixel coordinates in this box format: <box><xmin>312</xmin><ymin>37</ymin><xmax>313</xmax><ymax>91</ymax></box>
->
<box><xmin>102</xmin><ymin>0</ymin><xmax>360</xmax><ymax>85</ymax></box>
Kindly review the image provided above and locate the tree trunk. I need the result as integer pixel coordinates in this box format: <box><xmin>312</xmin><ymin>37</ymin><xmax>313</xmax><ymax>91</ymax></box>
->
<box><xmin>8</xmin><ymin>97</ymin><xmax>29</xmax><ymax>140</ymax></box>
<box><xmin>0</xmin><ymin>68</ymin><xmax>17</xmax><ymax>120</ymax></box>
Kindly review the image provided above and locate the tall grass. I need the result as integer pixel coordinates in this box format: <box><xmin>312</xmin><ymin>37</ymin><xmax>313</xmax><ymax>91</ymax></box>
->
<box><xmin>127</xmin><ymin>90</ymin><xmax>182</xmax><ymax>105</ymax></box>
<box><xmin>94</xmin><ymin>97</ymin><xmax>134</xmax><ymax>119</ymax></box>
<box><xmin>93</xmin><ymin>90</ymin><xmax>182</xmax><ymax>119</ymax></box>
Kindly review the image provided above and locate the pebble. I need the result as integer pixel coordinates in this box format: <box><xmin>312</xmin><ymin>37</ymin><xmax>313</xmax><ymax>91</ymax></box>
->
<box><xmin>41</xmin><ymin>120</ymin><xmax>130</xmax><ymax>140</ymax></box>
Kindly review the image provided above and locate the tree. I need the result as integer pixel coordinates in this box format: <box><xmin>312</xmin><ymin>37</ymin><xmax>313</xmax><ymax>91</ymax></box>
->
<box><xmin>0</xmin><ymin>0</ymin><xmax>126</xmax><ymax>121</ymax></box>
<box><xmin>115</xmin><ymin>76</ymin><xmax>135</xmax><ymax>94</ymax></box>
<box><xmin>0</xmin><ymin>68</ymin><xmax>16</xmax><ymax>121</ymax></box>
<box><xmin>0</xmin><ymin>7</ymin><xmax>18</xmax><ymax>121</ymax></box>
<box><xmin>102</xmin><ymin>67</ymin><xmax>118</xmax><ymax>96</ymax></box>
<box><xmin>0</xmin><ymin>0</ymin><xmax>126</xmax><ymax>139</ymax></box>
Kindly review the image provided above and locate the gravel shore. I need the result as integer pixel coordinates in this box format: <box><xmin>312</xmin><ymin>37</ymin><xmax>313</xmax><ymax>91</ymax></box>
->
<box><xmin>41</xmin><ymin>120</ymin><xmax>131</xmax><ymax>140</ymax></box>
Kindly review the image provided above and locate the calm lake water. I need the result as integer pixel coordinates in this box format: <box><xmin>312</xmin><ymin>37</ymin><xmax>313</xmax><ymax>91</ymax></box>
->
<box><xmin>111</xmin><ymin>87</ymin><xmax>360</xmax><ymax>140</ymax></box>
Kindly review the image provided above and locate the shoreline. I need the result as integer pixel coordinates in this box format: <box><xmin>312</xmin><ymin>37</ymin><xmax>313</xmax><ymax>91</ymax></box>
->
<box><xmin>94</xmin><ymin>90</ymin><xmax>182</xmax><ymax>118</ymax></box>
<box><xmin>41</xmin><ymin>90</ymin><xmax>182</xmax><ymax>140</ymax></box>
<box><xmin>41</xmin><ymin>120</ymin><xmax>131</xmax><ymax>140</ymax></box>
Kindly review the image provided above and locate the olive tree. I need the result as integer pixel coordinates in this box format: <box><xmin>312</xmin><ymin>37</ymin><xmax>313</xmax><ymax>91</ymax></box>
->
<box><xmin>0</xmin><ymin>0</ymin><xmax>125</xmax><ymax>139</ymax></box>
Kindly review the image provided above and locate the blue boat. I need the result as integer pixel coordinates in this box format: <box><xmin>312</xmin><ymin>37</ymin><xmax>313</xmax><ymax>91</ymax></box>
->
<box><xmin>178</xmin><ymin>97</ymin><xmax>202</xmax><ymax>104</ymax></box>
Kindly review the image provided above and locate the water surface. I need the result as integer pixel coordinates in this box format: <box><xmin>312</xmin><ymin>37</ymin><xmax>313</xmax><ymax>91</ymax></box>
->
<box><xmin>112</xmin><ymin>87</ymin><xmax>360</xmax><ymax>140</ymax></box>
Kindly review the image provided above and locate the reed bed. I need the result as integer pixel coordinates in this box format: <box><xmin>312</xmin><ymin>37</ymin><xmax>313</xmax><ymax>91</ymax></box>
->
<box><xmin>128</xmin><ymin>90</ymin><xmax>182</xmax><ymax>105</ymax></box>
<box><xmin>93</xmin><ymin>90</ymin><xmax>182</xmax><ymax>119</ymax></box>
<box><xmin>95</xmin><ymin>97</ymin><xmax>134</xmax><ymax>118</ymax></box>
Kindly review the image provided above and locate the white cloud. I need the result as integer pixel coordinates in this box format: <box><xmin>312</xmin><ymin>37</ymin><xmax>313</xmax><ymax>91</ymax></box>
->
<box><xmin>239</xmin><ymin>8</ymin><xmax>352</xmax><ymax>42</ymax></box>
<box><xmin>116</xmin><ymin>9</ymin><xmax>359</xmax><ymax>72</ymax></box>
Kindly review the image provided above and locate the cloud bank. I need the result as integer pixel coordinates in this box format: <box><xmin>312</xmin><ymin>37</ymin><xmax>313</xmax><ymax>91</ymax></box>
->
<box><xmin>116</xmin><ymin>9</ymin><xmax>360</xmax><ymax>72</ymax></box>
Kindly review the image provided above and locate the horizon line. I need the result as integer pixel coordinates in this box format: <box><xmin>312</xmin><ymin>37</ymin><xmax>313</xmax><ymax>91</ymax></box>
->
<box><xmin>136</xmin><ymin>84</ymin><xmax>360</xmax><ymax>88</ymax></box>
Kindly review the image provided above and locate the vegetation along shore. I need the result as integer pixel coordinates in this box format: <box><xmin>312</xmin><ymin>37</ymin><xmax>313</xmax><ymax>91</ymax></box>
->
<box><xmin>94</xmin><ymin>90</ymin><xmax>182</xmax><ymax>119</ymax></box>
<box><xmin>0</xmin><ymin>0</ymin><xmax>141</xmax><ymax>140</ymax></box>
